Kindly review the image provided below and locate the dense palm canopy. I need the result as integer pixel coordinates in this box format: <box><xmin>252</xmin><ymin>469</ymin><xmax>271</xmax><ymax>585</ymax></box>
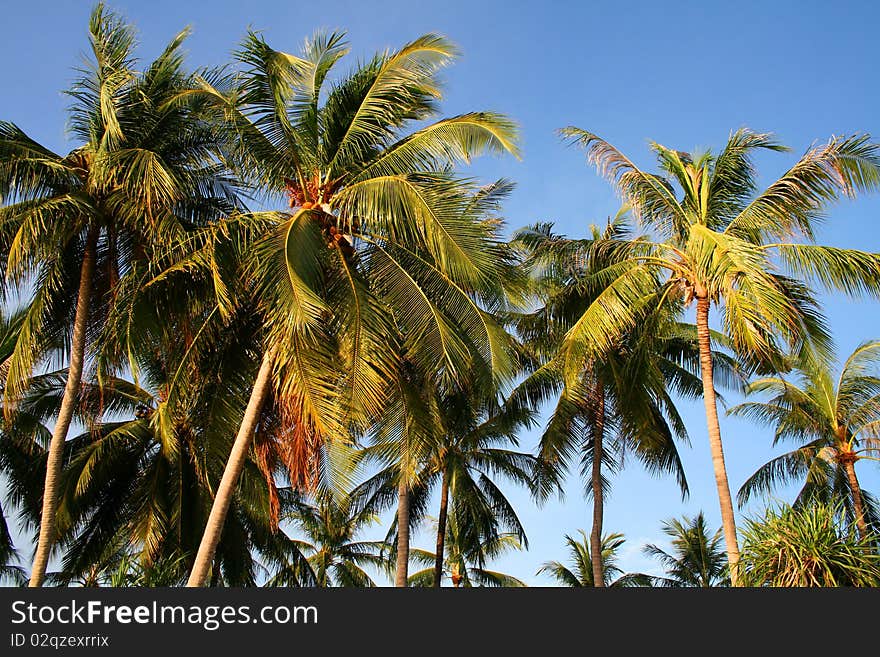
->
<box><xmin>509</xmin><ymin>216</ymin><xmax>742</xmax><ymax>584</ymax></box>
<box><xmin>511</xmin><ymin>218</ymin><xmax>706</xmax><ymax>496</ymax></box>
<box><xmin>423</xmin><ymin>382</ymin><xmax>542</xmax><ymax>586</ymax></box>
<box><xmin>355</xmin><ymin>372</ymin><xmax>540</xmax><ymax>586</ymax></box>
<box><xmin>186</xmin><ymin>29</ymin><xmax>522</xmax><ymax>440</ymax></box>
<box><xmin>730</xmin><ymin>343</ymin><xmax>880</xmax><ymax>535</ymax></box>
<box><xmin>0</xmin><ymin>4</ymin><xmax>242</xmax><ymax>586</ymax></box>
<box><xmin>181</xmin><ymin>26</ymin><xmax>522</xmax><ymax>586</ymax></box>
<box><xmin>559</xmin><ymin>126</ymin><xmax>880</xmax><ymax>583</ymax></box>
<box><xmin>0</xmin><ymin>306</ymin><xmax>27</xmax><ymax>584</ymax></box>
<box><xmin>0</xmin><ymin>502</ymin><xmax>24</xmax><ymax>585</ymax></box>
<box><xmin>642</xmin><ymin>513</ymin><xmax>729</xmax><ymax>587</ymax></box>
<box><xmin>3</xmin><ymin>307</ymin><xmax>313</xmax><ymax>587</ymax></box>
<box><xmin>2</xmin><ymin>5</ymin><xmax>880</xmax><ymax>590</ymax></box>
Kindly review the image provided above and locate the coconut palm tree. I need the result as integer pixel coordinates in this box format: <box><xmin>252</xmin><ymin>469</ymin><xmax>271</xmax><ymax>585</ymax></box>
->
<box><xmin>0</xmin><ymin>4</ymin><xmax>241</xmax><ymax>586</ymax></box>
<box><xmin>730</xmin><ymin>342</ymin><xmax>880</xmax><ymax>537</ymax></box>
<box><xmin>642</xmin><ymin>513</ymin><xmax>729</xmax><ymax>587</ymax></box>
<box><xmin>510</xmin><ymin>217</ymin><xmax>740</xmax><ymax>586</ymax></box>
<box><xmin>2</xmin><ymin>305</ymin><xmax>313</xmax><ymax>587</ymax></box>
<box><xmin>425</xmin><ymin>383</ymin><xmax>542</xmax><ymax>587</ymax></box>
<box><xmin>354</xmin><ymin>360</ymin><xmax>539</xmax><ymax>587</ymax></box>
<box><xmin>538</xmin><ymin>531</ymin><xmax>650</xmax><ymax>587</ymax></box>
<box><xmin>559</xmin><ymin>127</ymin><xmax>880</xmax><ymax>583</ymax></box>
<box><xmin>376</xmin><ymin>356</ymin><xmax>440</xmax><ymax>587</ymax></box>
<box><xmin>739</xmin><ymin>502</ymin><xmax>880</xmax><ymax>586</ymax></box>
<box><xmin>268</xmin><ymin>491</ymin><xmax>390</xmax><ymax>587</ymax></box>
<box><xmin>408</xmin><ymin>511</ymin><xmax>526</xmax><ymax>587</ymax></box>
<box><xmin>182</xmin><ymin>31</ymin><xmax>521</xmax><ymax>586</ymax></box>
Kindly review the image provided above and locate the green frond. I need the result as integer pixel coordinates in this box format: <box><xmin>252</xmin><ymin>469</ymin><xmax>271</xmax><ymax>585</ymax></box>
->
<box><xmin>725</xmin><ymin>134</ymin><xmax>880</xmax><ymax>242</ymax></box>
<box><xmin>326</xmin><ymin>33</ymin><xmax>458</xmax><ymax>175</ymax></box>
<box><xmin>353</xmin><ymin>113</ymin><xmax>520</xmax><ymax>182</ymax></box>
<box><xmin>774</xmin><ymin>244</ymin><xmax>880</xmax><ymax>299</ymax></box>
<box><xmin>560</xmin><ymin>127</ymin><xmax>686</xmax><ymax>239</ymax></box>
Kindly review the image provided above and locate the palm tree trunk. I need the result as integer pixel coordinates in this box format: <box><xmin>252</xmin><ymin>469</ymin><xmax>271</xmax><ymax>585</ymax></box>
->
<box><xmin>433</xmin><ymin>466</ymin><xmax>450</xmax><ymax>587</ymax></box>
<box><xmin>29</xmin><ymin>229</ymin><xmax>98</xmax><ymax>587</ymax></box>
<box><xmin>186</xmin><ymin>349</ymin><xmax>275</xmax><ymax>587</ymax></box>
<box><xmin>842</xmin><ymin>456</ymin><xmax>868</xmax><ymax>538</ymax></box>
<box><xmin>591</xmin><ymin>382</ymin><xmax>605</xmax><ymax>588</ymax></box>
<box><xmin>695</xmin><ymin>295</ymin><xmax>741</xmax><ymax>586</ymax></box>
<box><xmin>394</xmin><ymin>482</ymin><xmax>410</xmax><ymax>587</ymax></box>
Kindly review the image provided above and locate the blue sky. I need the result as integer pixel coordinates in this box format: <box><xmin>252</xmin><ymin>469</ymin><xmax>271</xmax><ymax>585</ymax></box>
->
<box><xmin>2</xmin><ymin>0</ymin><xmax>880</xmax><ymax>585</ymax></box>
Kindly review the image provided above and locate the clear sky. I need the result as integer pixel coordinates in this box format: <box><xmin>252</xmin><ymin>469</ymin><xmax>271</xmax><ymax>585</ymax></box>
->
<box><xmin>2</xmin><ymin>0</ymin><xmax>880</xmax><ymax>585</ymax></box>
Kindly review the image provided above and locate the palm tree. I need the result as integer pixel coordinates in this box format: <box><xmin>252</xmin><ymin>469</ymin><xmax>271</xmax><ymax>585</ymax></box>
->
<box><xmin>510</xmin><ymin>217</ymin><xmax>737</xmax><ymax>586</ymax></box>
<box><xmin>730</xmin><ymin>342</ymin><xmax>880</xmax><ymax>536</ymax></box>
<box><xmin>376</xmin><ymin>356</ymin><xmax>440</xmax><ymax>587</ymax></box>
<box><xmin>0</xmin><ymin>5</ymin><xmax>240</xmax><ymax>586</ymax></box>
<box><xmin>642</xmin><ymin>513</ymin><xmax>729</xmax><ymax>587</ymax></box>
<box><xmin>408</xmin><ymin>511</ymin><xmax>526</xmax><ymax>587</ymax></box>
<box><xmin>426</xmin><ymin>384</ymin><xmax>541</xmax><ymax>587</ymax></box>
<box><xmin>559</xmin><ymin>127</ymin><xmax>880</xmax><ymax>583</ymax></box>
<box><xmin>268</xmin><ymin>491</ymin><xmax>390</xmax><ymax>587</ymax></box>
<box><xmin>355</xmin><ymin>363</ymin><xmax>538</xmax><ymax>587</ymax></box>
<box><xmin>183</xmin><ymin>31</ymin><xmax>521</xmax><ymax>586</ymax></box>
<box><xmin>2</xmin><ymin>305</ymin><xmax>312</xmax><ymax>587</ymax></box>
<box><xmin>538</xmin><ymin>531</ymin><xmax>649</xmax><ymax>587</ymax></box>
<box><xmin>739</xmin><ymin>502</ymin><xmax>880</xmax><ymax>587</ymax></box>
<box><xmin>361</xmin><ymin>183</ymin><xmax>526</xmax><ymax>588</ymax></box>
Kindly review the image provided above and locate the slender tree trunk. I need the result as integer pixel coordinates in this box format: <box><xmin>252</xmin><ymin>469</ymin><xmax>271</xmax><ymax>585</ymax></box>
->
<box><xmin>695</xmin><ymin>295</ymin><xmax>741</xmax><ymax>586</ymax></box>
<box><xmin>29</xmin><ymin>229</ymin><xmax>98</xmax><ymax>587</ymax></box>
<box><xmin>842</xmin><ymin>456</ymin><xmax>868</xmax><ymax>538</ymax></box>
<box><xmin>591</xmin><ymin>382</ymin><xmax>605</xmax><ymax>588</ymax></box>
<box><xmin>433</xmin><ymin>466</ymin><xmax>450</xmax><ymax>588</ymax></box>
<box><xmin>394</xmin><ymin>482</ymin><xmax>410</xmax><ymax>587</ymax></box>
<box><xmin>187</xmin><ymin>349</ymin><xmax>275</xmax><ymax>587</ymax></box>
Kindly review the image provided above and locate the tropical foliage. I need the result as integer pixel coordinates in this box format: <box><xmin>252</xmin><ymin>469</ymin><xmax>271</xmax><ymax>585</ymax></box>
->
<box><xmin>556</xmin><ymin>125</ymin><xmax>880</xmax><ymax>583</ymax></box>
<box><xmin>642</xmin><ymin>513</ymin><xmax>730</xmax><ymax>587</ymax></box>
<box><xmin>730</xmin><ymin>342</ymin><xmax>880</xmax><ymax>535</ymax></box>
<box><xmin>176</xmin><ymin>17</ymin><xmax>522</xmax><ymax>588</ymax></box>
<box><xmin>510</xmin><ymin>215</ymin><xmax>744</xmax><ymax>585</ymax></box>
<box><xmin>738</xmin><ymin>503</ymin><xmax>880</xmax><ymax>587</ymax></box>
<box><xmin>538</xmin><ymin>531</ymin><xmax>649</xmax><ymax>587</ymax></box>
<box><xmin>0</xmin><ymin>4</ymin><xmax>878</xmax><ymax>589</ymax></box>
<box><xmin>408</xmin><ymin>511</ymin><xmax>526</xmax><ymax>587</ymax></box>
<box><xmin>269</xmin><ymin>492</ymin><xmax>388</xmax><ymax>587</ymax></box>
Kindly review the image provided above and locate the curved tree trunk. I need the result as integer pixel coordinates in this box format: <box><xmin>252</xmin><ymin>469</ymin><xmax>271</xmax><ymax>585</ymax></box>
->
<box><xmin>433</xmin><ymin>466</ymin><xmax>450</xmax><ymax>587</ymax></box>
<box><xmin>695</xmin><ymin>295</ymin><xmax>741</xmax><ymax>586</ymax></box>
<box><xmin>187</xmin><ymin>349</ymin><xmax>275</xmax><ymax>587</ymax></box>
<box><xmin>842</xmin><ymin>456</ymin><xmax>868</xmax><ymax>538</ymax></box>
<box><xmin>29</xmin><ymin>229</ymin><xmax>98</xmax><ymax>588</ymax></box>
<box><xmin>590</xmin><ymin>383</ymin><xmax>605</xmax><ymax>588</ymax></box>
<box><xmin>394</xmin><ymin>482</ymin><xmax>410</xmax><ymax>587</ymax></box>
